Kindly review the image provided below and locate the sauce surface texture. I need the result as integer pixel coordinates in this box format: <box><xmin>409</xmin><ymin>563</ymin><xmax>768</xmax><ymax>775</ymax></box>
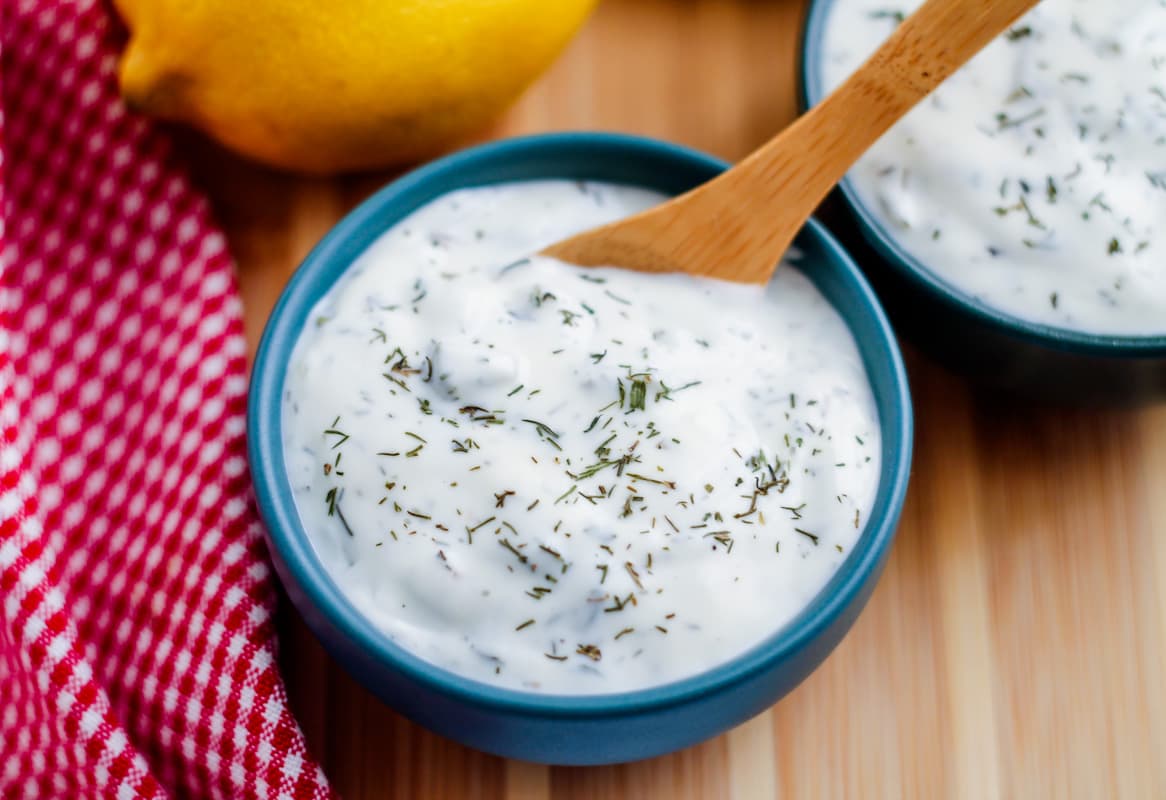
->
<box><xmin>283</xmin><ymin>180</ymin><xmax>880</xmax><ymax>693</ymax></box>
<box><xmin>820</xmin><ymin>0</ymin><xmax>1166</xmax><ymax>334</ymax></box>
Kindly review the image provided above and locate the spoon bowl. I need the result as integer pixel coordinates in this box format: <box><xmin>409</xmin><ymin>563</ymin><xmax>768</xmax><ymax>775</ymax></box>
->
<box><xmin>544</xmin><ymin>0</ymin><xmax>1041</xmax><ymax>282</ymax></box>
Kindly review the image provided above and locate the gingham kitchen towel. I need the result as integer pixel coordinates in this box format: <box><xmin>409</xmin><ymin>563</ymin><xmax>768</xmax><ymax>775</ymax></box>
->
<box><xmin>1</xmin><ymin>0</ymin><xmax>333</xmax><ymax>796</ymax></box>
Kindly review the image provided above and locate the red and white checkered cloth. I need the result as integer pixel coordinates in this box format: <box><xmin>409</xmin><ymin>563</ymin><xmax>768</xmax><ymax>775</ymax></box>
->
<box><xmin>1</xmin><ymin>1</ymin><xmax>333</xmax><ymax>796</ymax></box>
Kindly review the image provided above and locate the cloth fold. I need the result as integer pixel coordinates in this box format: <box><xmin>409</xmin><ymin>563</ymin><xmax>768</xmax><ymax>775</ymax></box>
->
<box><xmin>1</xmin><ymin>1</ymin><xmax>332</xmax><ymax>796</ymax></box>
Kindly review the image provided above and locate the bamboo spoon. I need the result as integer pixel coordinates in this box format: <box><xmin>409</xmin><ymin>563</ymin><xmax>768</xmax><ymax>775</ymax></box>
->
<box><xmin>543</xmin><ymin>0</ymin><xmax>1042</xmax><ymax>283</ymax></box>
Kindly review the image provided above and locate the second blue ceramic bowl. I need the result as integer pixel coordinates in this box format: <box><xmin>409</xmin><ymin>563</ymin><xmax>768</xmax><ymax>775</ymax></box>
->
<box><xmin>800</xmin><ymin>0</ymin><xmax>1166</xmax><ymax>404</ymax></box>
<box><xmin>248</xmin><ymin>132</ymin><xmax>913</xmax><ymax>765</ymax></box>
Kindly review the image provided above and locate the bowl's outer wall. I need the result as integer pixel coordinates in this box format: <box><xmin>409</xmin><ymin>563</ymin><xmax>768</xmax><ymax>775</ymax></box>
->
<box><xmin>249</xmin><ymin>133</ymin><xmax>912</xmax><ymax>764</ymax></box>
<box><xmin>265</xmin><ymin>535</ymin><xmax>891</xmax><ymax>764</ymax></box>
<box><xmin>798</xmin><ymin>0</ymin><xmax>1166</xmax><ymax>406</ymax></box>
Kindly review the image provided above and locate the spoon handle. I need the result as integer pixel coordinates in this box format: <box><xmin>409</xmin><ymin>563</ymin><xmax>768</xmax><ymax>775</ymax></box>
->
<box><xmin>714</xmin><ymin>0</ymin><xmax>1043</xmax><ymax>280</ymax></box>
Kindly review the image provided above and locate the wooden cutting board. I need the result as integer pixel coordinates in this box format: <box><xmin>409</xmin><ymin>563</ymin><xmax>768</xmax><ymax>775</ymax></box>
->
<box><xmin>182</xmin><ymin>0</ymin><xmax>1166</xmax><ymax>796</ymax></box>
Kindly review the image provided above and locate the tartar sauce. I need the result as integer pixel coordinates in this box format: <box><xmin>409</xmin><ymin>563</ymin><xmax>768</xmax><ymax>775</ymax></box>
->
<box><xmin>820</xmin><ymin>0</ymin><xmax>1166</xmax><ymax>334</ymax></box>
<box><xmin>283</xmin><ymin>180</ymin><xmax>880</xmax><ymax>693</ymax></box>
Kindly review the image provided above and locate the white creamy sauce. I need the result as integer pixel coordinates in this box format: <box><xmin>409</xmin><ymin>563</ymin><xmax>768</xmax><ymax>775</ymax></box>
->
<box><xmin>283</xmin><ymin>180</ymin><xmax>880</xmax><ymax>694</ymax></box>
<box><xmin>820</xmin><ymin>0</ymin><xmax>1166</xmax><ymax>334</ymax></box>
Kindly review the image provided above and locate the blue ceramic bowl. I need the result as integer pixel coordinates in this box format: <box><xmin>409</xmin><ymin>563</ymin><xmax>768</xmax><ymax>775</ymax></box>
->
<box><xmin>248</xmin><ymin>132</ymin><xmax>913</xmax><ymax>765</ymax></box>
<box><xmin>800</xmin><ymin>1</ymin><xmax>1166</xmax><ymax>405</ymax></box>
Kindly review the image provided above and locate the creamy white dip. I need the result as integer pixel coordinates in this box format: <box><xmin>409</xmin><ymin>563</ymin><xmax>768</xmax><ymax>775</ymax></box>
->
<box><xmin>820</xmin><ymin>0</ymin><xmax>1166</xmax><ymax>335</ymax></box>
<box><xmin>283</xmin><ymin>180</ymin><xmax>880</xmax><ymax>694</ymax></box>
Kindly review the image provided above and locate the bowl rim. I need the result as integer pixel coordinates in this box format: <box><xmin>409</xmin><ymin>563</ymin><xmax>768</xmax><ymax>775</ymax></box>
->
<box><xmin>248</xmin><ymin>131</ymin><xmax>913</xmax><ymax>718</ymax></box>
<box><xmin>798</xmin><ymin>0</ymin><xmax>1166</xmax><ymax>356</ymax></box>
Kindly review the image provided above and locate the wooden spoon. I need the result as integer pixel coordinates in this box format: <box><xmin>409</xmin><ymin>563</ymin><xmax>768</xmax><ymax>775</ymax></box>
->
<box><xmin>543</xmin><ymin>0</ymin><xmax>1042</xmax><ymax>284</ymax></box>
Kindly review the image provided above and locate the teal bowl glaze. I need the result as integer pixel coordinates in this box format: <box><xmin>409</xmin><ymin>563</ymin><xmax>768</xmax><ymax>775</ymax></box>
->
<box><xmin>247</xmin><ymin>132</ymin><xmax>913</xmax><ymax>765</ymax></box>
<box><xmin>799</xmin><ymin>0</ymin><xmax>1166</xmax><ymax>404</ymax></box>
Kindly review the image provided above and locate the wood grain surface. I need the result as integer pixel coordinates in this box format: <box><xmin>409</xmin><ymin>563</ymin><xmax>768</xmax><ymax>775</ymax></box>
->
<box><xmin>179</xmin><ymin>1</ymin><xmax>1166</xmax><ymax>796</ymax></box>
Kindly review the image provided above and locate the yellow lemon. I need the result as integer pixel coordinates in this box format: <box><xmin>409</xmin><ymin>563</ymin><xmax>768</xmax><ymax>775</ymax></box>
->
<box><xmin>115</xmin><ymin>0</ymin><xmax>597</xmax><ymax>174</ymax></box>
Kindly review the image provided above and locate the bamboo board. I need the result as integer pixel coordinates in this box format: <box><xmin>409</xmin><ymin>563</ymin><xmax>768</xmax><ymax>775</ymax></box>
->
<box><xmin>185</xmin><ymin>1</ymin><xmax>1166</xmax><ymax>796</ymax></box>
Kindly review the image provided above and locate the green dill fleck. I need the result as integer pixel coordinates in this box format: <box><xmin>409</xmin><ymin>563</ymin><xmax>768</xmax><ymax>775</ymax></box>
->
<box><xmin>655</xmin><ymin>380</ymin><xmax>701</xmax><ymax>402</ymax></box>
<box><xmin>868</xmin><ymin>9</ymin><xmax>905</xmax><ymax>23</ymax></box>
<box><xmin>624</xmin><ymin>562</ymin><xmax>644</xmax><ymax>589</ymax></box>
<box><xmin>995</xmin><ymin>107</ymin><xmax>1046</xmax><ymax>131</ymax></box>
<box><xmin>795</xmin><ymin>528</ymin><xmax>820</xmax><ymax>545</ymax></box>
<box><xmin>323</xmin><ymin>424</ymin><xmax>350</xmax><ymax>449</ymax></box>
<box><xmin>576</xmin><ymin>644</ymin><xmax>602</xmax><ymax>661</ymax></box>
<box><xmin>499</xmin><ymin>538</ymin><xmax>528</xmax><ymax>565</ymax></box>
<box><xmin>629</xmin><ymin>379</ymin><xmax>648</xmax><ymax>411</ymax></box>
<box><xmin>465</xmin><ymin>516</ymin><xmax>495</xmax><ymax>544</ymax></box>
<box><xmin>1005</xmin><ymin>85</ymin><xmax>1034</xmax><ymax>104</ymax></box>
<box><xmin>627</xmin><ymin>472</ymin><xmax>675</xmax><ymax>489</ymax></box>
<box><xmin>704</xmin><ymin>531</ymin><xmax>734</xmax><ymax>552</ymax></box>
<box><xmin>538</xmin><ymin>544</ymin><xmax>562</xmax><ymax>560</ymax></box>
<box><xmin>523</xmin><ymin>418</ymin><xmax>561</xmax><ymax>443</ymax></box>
